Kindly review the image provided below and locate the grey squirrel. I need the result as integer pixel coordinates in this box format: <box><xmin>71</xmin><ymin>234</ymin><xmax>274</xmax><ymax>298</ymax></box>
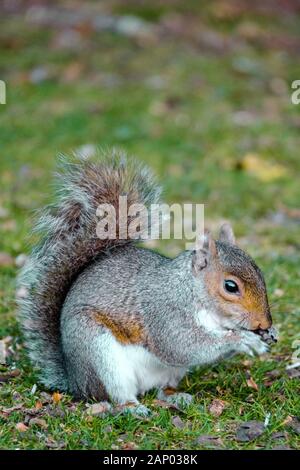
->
<box><xmin>18</xmin><ymin>151</ymin><xmax>277</xmax><ymax>406</ymax></box>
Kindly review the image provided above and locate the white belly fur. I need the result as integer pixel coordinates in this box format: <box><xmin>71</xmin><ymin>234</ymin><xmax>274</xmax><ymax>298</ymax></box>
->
<box><xmin>95</xmin><ymin>331</ymin><xmax>187</xmax><ymax>404</ymax></box>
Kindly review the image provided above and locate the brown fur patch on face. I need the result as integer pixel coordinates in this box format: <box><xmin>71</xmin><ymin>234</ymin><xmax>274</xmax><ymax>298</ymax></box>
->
<box><xmin>241</xmin><ymin>284</ymin><xmax>271</xmax><ymax>329</ymax></box>
<box><xmin>93</xmin><ymin>310</ymin><xmax>146</xmax><ymax>345</ymax></box>
<box><xmin>204</xmin><ymin>260</ymin><xmax>272</xmax><ymax>330</ymax></box>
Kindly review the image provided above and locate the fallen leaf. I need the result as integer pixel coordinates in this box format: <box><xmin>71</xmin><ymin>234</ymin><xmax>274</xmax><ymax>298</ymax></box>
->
<box><xmin>172</xmin><ymin>415</ymin><xmax>185</xmax><ymax>429</ymax></box>
<box><xmin>265</xmin><ymin>369</ymin><xmax>281</xmax><ymax>379</ymax></box>
<box><xmin>39</xmin><ymin>392</ymin><xmax>52</xmax><ymax>404</ymax></box>
<box><xmin>237</xmin><ymin>153</ymin><xmax>288</xmax><ymax>182</ymax></box>
<box><xmin>195</xmin><ymin>435</ymin><xmax>224</xmax><ymax>448</ymax></box>
<box><xmin>208</xmin><ymin>399</ymin><xmax>227</xmax><ymax>417</ymax></box>
<box><xmin>242</xmin><ymin>359</ymin><xmax>253</xmax><ymax>367</ymax></box>
<box><xmin>264</xmin><ymin>369</ymin><xmax>282</xmax><ymax>386</ymax></box>
<box><xmin>236</xmin><ymin>420</ymin><xmax>265</xmax><ymax>442</ymax></box>
<box><xmin>271</xmin><ymin>431</ymin><xmax>288</xmax><ymax>440</ymax></box>
<box><xmin>282</xmin><ymin>415</ymin><xmax>293</xmax><ymax>425</ymax></box>
<box><xmin>45</xmin><ymin>405</ymin><xmax>65</xmax><ymax>418</ymax></box>
<box><xmin>62</xmin><ymin>62</ymin><xmax>83</xmax><ymax>82</ymax></box>
<box><xmin>245</xmin><ymin>372</ymin><xmax>259</xmax><ymax>391</ymax></box>
<box><xmin>287</xmin><ymin>368</ymin><xmax>300</xmax><ymax>379</ymax></box>
<box><xmin>86</xmin><ymin>401</ymin><xmax>112</xmax><ymax>417</ymax></box>
<box><xmin>0</xmin><ymin>252</ymin><xmax>14</xmax><ymax>267</ymax></box>
<box><xmin>28</xmin><ymin>417</ymin><xmax>48</xmax><ymax>429</ymax></box>
<box><xmin>52</xmin><ymin>392</ymin><xmax>62</xmax><ymax>404</ymax></box>
<box><xmin>152</xmin><ymin>399</ymin><xmax>181</xmax><ymax>412</ymax></box>
<box><xmin>45</xmin><ymin>438</ymin><xmax>66</xmax><ymax>449</ymax></box>
<box><xmin>23</xmin><ymin>407</ymin><xmax>44</xmax><ymax>423</ymax></box>
<box><xmin>285</xmin><ymin>416</ymin><xmax>300</xmax><ymax>435</ymax></box>
<box><xmin>121</xmin><ymin>442</ymin><xmax>138</xmax><ymax>450</ymax></box>
<box><xmin>1</xmin><ymin>220</ymin><xmax>17</xmax><ymax>231</ymax></box>
<box><xmin>16</xmin><ymin>422</ymin><xmax>29</xmax><ymax>432</ymax></box>
<box><xmin>0</xmin><ymin>369</ymin><xmax>21</xmax><ymax>382</ymax></box>
<box><xmin>1</xmin><ymin>404</ymin><xmax>24</xmax><ymax>415</ymax></box>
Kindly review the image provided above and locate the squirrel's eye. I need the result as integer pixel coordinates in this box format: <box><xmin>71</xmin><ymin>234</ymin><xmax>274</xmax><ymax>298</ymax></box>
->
<box><xmin>224</xmin><ymin>279</ymin><xmax>239</xmax><ymax>294</ymax></box>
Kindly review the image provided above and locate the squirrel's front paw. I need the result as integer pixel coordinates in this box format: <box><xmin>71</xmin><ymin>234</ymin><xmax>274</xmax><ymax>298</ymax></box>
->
<box><xmin>239</xmin><ymin>331</ymin><xmax>269</xmax><ymax>357</ymax></box>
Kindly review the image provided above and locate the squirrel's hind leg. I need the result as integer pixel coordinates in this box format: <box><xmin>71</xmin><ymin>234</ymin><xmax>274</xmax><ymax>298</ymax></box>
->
<box><xmin>61</xmin><ymin>310</ymin><xmax>141</xmax><ymax>403</ymax></box>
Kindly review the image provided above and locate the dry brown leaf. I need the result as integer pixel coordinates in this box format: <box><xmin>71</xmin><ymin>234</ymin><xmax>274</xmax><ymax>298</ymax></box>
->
<box><xmin>263</xmin><ymin>369</ymin><xmax>282</xmax><ymax>387</ymax></box>
<box><xmin>86</xmin><ymin>401</ymin><xmax>112</xmax><ymax>417</ymax></box>
<box><xmin>172</xmin><ymin>415</ymin><xmax>185</xmax><ymax>429</ymax></box>
<box><xmin>121</xmin><ymin>442</ymin><xmax>138</xmax><ymax>450</ymax></box>
<box><xmin>40</xmin><ymin>392</ymin><xmax>52</xmax><ymax>404</ymax></box>
<box><xmin>271</xmin><ymin>431</ymin><xmax>288</xmax><ymax>440</ymax></box>
<box><xmin>1</xmin><ymin>404</ymin><xmax>23</xmax><ymax>414</ymax></box>
<box><xmin>45</xmin><ymin>437</ymin><xmax>66</xmax><ymax>449</ymax></box>
<box><xmin>238</xmin><ymin>153</ymin><xmax>287</xmax><ymax>182</ymax></box>
<box><xmin>236</xmin><ymin>420</ymin><xmax>265</xmax><ymax>442</ymax></box>
<box><xmin>284</xmin><ymin>416</ymin><xmax>300</xmax><ymax>435</ymax></box>
<box><xmin>287</xmin><ymin>368</ymin><xmax>300</xmax><ymax>379</ymax></box>
<box><xmin>195</xmin><ymin>435</ymin><xmax>224</xmax><ymax>448</ymax></box>
<box><xmin>1</xmin><ymin>220</ymin><xmax>17</xmax><ymax>231</ymax></box>
<box><xmin>16</xmin><ymin>422</ymin><xmax>29</xmax><ymax>432</ymax></box>
<box><xmin>245</xmin><ymin>372</ymin><xmax>259</xmax><ymax>391</ymax></box>
<box><xmin>0</xmin><ymin>252</ymin><xmax>14</xmax><ymax>267</ymax></box>
<box><xmin>29</xmin><ymin>417</ymin><xmax>48</xmax><ymax>429</ymax></box>
<box><xmin>208</xmin><ymin>399</ymin><xmax>227</xmax><ymax>417</ymax></box>
<box><xmin>0</xmin><ymin>369</ymin><xmax>21</xmax><ymax>383</ymax></box>
<box><xmin>282</xmin><ymin>415</ymin><xmax>293</xmax><ymax>426</ymax></box>
<box><xmin>52</xmin><ymin>392</ymin><xmax>63</xmax><ymax>404</ymax></box>
<box><xmin>152</xmin><ymin>399</ymin><xmax>181</xmax><ymax>412</ymax></box>
<box><xmin>44</xmin><ymin>405</ymin><xmax>65</xmax><ymax>418</ymax></box>
<box><xmin>62</xmin><ymin>62</ymin><xmax>83</xmax><ymax>82</ymax></box>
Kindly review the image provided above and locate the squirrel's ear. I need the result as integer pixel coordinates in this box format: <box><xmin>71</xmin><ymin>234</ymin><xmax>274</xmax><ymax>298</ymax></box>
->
<box><xmin>192</xmin><ymin>230</ymin><xmax>217</xmax><ymax>274</ymax></box>
<box><xmin>219</xmin><ymin>223</ymin><xmax>236</xmax><ymax>245</ymax></box>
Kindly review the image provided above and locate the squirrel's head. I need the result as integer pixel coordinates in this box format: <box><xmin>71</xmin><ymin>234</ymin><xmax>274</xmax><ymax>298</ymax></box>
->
<box><xmin>192</xmin><ymin>224</ymin><xmax>272</xmax><ymax>332</ymax></box>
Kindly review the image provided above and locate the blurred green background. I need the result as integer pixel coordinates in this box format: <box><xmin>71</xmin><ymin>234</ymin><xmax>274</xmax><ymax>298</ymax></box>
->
<box><xmin>0</xmin><ymin>0</ymin><xmax>299</xmax><ymax>450</ymax></box>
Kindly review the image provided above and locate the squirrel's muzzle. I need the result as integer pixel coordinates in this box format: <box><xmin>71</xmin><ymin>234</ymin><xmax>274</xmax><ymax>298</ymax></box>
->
<box><xmin>254</xmin><ymin>326</ymin><xmax>278</xmax><ymax>345</ymax></box>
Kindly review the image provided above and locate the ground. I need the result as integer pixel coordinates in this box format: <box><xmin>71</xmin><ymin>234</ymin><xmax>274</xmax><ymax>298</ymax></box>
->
<box><xmin>0</xmin><ymin>0</ymin><xmax>299</xmax><ymax>450</ymax></box>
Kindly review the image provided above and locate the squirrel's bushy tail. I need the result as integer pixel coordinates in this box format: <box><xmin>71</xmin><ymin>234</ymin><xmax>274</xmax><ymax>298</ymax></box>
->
<box><xmin>17</xmin><ymin>150</ymin><xmax>161</xmax><ymax>390</ymax></box>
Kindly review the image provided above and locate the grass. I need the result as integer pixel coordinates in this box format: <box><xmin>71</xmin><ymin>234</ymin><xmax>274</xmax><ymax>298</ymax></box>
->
<box><xmin>0</xmin><ymin>0</ymin><xmax>299</xmax><ymax>450</ymax></box>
